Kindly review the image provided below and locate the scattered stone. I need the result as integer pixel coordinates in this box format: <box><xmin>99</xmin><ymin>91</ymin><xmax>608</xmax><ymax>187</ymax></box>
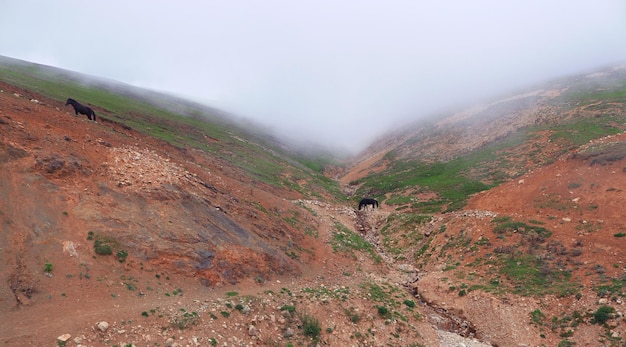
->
<box><xmin>96</xmin><ymin>321</ymin><xmax>109</xmax><ymax>332</ymax></box>
<box><xmin>241</xmin><ymin>305</ymin><xmax>251</xmax><ymax>314</ymax></box>
<box><xmin>248</xmin><ymin>325</ymin><xmax>257</xmax><ymax>336</ymax></box>
<box><xmin>397</xmin><ymin>264</ymin><xmax>417</xmax><ymax>273</ymax></box>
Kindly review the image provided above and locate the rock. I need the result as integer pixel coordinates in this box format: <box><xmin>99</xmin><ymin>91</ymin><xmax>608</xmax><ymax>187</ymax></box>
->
<box><xmin>16</xmin><ymin>292</ymin><xmax>33</xmax><ymax>306</ymax></box>
<box><xmin>62</xmin><ymin>241</ymin><xmax>79</xmax><ymax>257</ymax></box>
<box><xmin>241</xmin><ymin>304</ymin><xmax>251</xmax><ymax>314</ymax></box>
<box><xmin>397</xmin><ymin>264</ymin><xmax>417</xmax><ymax>273</ymax></box>
<box><xmin>283</xmin><ymin>327</ymin><xmax>294</xmax><ymax>337</ymax></box>
<box><xmin>57</xmin><ymin>334</ymin><xmax>71</xmax><ymax>344</ymax></box>
<box><xmin>248</xmin><ymin>325</ymin><xmax>257</xmax><ymax>336</ymax></box>
<box><xmin>165</xmin><ymin>337</ymin><xmax>175</xmax><ymax>346</ymax></box>
<box><xmin>96</xmin><ymin>321</ymin><xmax>109</xmax><ymax>332</ymax></box>
<box><xmin>599</xmin><ymin>298</ymin><xmax>609</xmax><ymax>305</ymax></box>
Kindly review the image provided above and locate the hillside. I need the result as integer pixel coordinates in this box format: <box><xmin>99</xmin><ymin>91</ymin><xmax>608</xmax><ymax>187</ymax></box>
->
<box><xmin>0</xmin><ymin>59</ymin><xmax>625</xmax><ymax>347</ymax></box>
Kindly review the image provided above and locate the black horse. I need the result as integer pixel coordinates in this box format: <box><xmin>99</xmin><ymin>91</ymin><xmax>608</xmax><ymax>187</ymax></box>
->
<box><xmin>65</xmin><ymin>98</ymin><xmax>96</xmax><ymax>121</ymax></box>
<box><xmin>358</xmin><ymin>198</ymin><xmax>379</xmax><ymax>210</ymax></box>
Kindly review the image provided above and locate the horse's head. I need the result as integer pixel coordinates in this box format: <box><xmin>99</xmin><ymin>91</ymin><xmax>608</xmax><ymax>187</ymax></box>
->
<box><xmin>65</xmin><ymin>98</ymin><xmax>75</xmax><ymax>106</ymax></box>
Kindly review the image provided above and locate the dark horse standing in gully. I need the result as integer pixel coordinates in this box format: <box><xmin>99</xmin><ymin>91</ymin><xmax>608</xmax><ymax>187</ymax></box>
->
<box><xmin>65</xmin><ymin>98</ymin><xmax>96</xmax><ymax>121</ymax></box>
<box><xmin>358</xmin><ymin>198</ymin><xmax>379</xmax><ymax>210</ymax></box>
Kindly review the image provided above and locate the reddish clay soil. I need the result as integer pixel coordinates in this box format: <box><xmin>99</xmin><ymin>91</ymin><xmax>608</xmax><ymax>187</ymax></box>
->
<box><xmin>1</xmin><ymin>80</ymin><xmax>625</xmax><ymax>347</ymax></box>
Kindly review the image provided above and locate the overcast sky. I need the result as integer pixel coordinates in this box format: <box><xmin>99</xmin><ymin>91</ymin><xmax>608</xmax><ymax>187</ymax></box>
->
<box><xmin>2</xmin><ymin>1</ymin><xmax>626</xmax><ymax>153</ymax></box>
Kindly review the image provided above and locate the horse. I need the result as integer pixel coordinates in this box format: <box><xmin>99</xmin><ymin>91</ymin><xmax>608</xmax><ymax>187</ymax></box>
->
<box><xmin>358</xmin><ymin>198</ymin><xmax>379</xmax><ymax>210</ymax></box>
<box><xmin>65</xmin><ymin>98</ymin><xmax>96</xmax><ymax>121</ymax></box>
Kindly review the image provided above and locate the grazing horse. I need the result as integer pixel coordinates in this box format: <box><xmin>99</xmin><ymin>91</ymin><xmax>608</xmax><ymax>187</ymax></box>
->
<box><xmin>358</xmin><ymin>198</ymin><xmax>379</xmax><ymax>210</ymax></box>
<box><xmin>65</xmin><ymin>98</ymin><xmax>96</xmax><ymax>121</ymax></box>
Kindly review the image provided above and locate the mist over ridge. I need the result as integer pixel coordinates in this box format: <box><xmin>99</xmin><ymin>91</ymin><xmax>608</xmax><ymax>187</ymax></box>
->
<box><xmin>2</xmin><ymin>1</ymin><xmax>625</xmax><ymax>154</ymax></box>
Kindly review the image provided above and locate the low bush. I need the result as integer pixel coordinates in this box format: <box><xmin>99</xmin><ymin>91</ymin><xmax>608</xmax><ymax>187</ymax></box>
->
<box><xmin>300</xmin><ymin>313</ymin><xmax>321</xmax><ymax>340</ymax></box>
<box><xmin>591</xmin><ymin>305</ymin><xmax>615</xmax><ymax>325</ymax></box>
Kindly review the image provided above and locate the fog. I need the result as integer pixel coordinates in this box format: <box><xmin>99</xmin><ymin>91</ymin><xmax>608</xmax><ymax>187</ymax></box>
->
<box><xmin>1</xmin><ymin>1</ymin><xmax>625</xmax><ymax>153</ymax></box>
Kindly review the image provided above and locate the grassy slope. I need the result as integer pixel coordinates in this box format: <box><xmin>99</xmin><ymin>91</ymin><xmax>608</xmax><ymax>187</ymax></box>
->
<box><xmin>0</xmin><ymin>56</ymin><xmax>343</xmax><ymax>200</ymax></box>
<box><xmin>354</xmin><ymin>69</ymin><xmax>626</xmax><ymax>213</ymax></box>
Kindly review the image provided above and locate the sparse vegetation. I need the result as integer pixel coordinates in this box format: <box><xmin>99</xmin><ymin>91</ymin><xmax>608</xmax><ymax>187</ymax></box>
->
<box><xmin>116</xmin><ymin>250</ymin><xmax>128</xmax><ymax>263</ymax></box>
<box><xmin>344</xmin><ymin>306</ymin><xmax>361</xmax><ymax>323</ymax></box>
<box><xmin>300</xmin><ymin>313</ymin><xmax>321</xmax><ymax>341</ymax></box>
<box><xmin>171</xmin><ymin>309</ymin><xmax>200</xmax><ymax>329</ymax></box>
<box><xmin>331</xmin><ymin>222</ymin><xmax>381</xmax><ymax>263</ymax></box>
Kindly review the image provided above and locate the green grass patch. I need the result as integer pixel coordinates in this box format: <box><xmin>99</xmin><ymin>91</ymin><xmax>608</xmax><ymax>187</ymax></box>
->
<box><xmin>355</xmin><ymin>128</ymin><xmax>536</xmax><ymax>211</ymax></box>
<box><xmin>491</xmin><ymin>216</ymin><xmax>552</xmax><ymax>238</ymax></box>
<box><xmin>499</xmin><ymin>255</ymin><xmax>579</xmax><ymax>297</ymax></box>
<box><xmin>594</xmin><ymin>277</ymin><xmax>626</xmax><ymax>297</ymax></box>
<box><xmin>330</xmin><ymin>223</ymin><xmax>381</xmax><ymax>263</ymax></box>
<box><xmin>548</xmin><ymin>114</ymin><xmax>622</xmax><ymax>146</ymax></box>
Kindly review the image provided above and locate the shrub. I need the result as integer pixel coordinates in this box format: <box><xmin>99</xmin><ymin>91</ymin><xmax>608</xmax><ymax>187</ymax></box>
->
<box><xmin>531</xmin><ymin>309</ymin><xmax>545</xmax><ymax>326</ymax></box>
<box><xmin>376</xmin><ymin>305</ymin><xmax>391</xmax><ymax>319</ymax></box>
<box><xmin>44</xmin><ymin>262</ymin><xmax>53</xmax><ymax>273</ymax></box>
<box><xmin>94</xmin><ymin>240</ymin><xmax>112</xmax><ymax>255</ymax></box>
<box><xmin>591</xmin><ymin>305</ymin><xmax>615</xmax><ymax>325</ymax></box>
<box><xmin>403</xmin><ymin>299</ymin><xmax>416</xmax><ymax>308</ymax></box>
<box><xmin>116</xmin><ymin>250</ymin><xmax>128</xmax><ymax>263</ymax></box>
<box><xmin>301</xmin><ymin>313</ymin><xmax>321</xmax><ymax>340</ymax></box>
<box><xmin>344</xmin><ymin>307</ymin><xmax>360</xmax><ymax>323</ymax></box>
